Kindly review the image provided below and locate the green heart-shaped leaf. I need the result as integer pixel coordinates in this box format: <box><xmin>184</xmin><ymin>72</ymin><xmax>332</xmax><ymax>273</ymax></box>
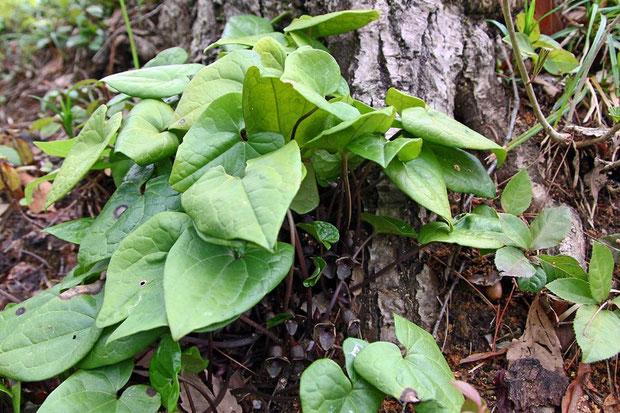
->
<box><xmin>101</xmin><ymin>64</ymin><xmax>203</xmax><ymax>98</ymax></box>
<box><xmin>38</xmin><ymin>360</ymin><xmax>160</xmax><ymax>413</ymax></box>
<box><xmin>169</xmin><ymin>92</ymin><xmax>284</xmax><ymax>192</ymax></box>
<box><xmin>219</xmin><ymin>15</ymin><xmax>274</xmax><ymax>51</ymax></box>
<box><xmin>401</xmin><ymin>106</ymin><xmax>506</xmax><ymax>166</ymax></box>
<box><xmin>384</xmin><ymin>146</ymin><xmax>452</xmax><ymax>225</ymax></box>
<box><xmin>283</xmin><ymin>10</ymin><xmax>380</xmax><ymax>37</ymax></box>
<box><xmin>205</xmin><ymin>33</ymin><xmax>286</xmax><ymax>52</ymax></box>
<box><xmin>300</xmin><ymin>357</ymin><xmax>383</xmax><ymax>413</ymax></box>
<box><xmin>78</xmin><ymin>165</ymin><xmax>182</xmax><ymax>267</ymax></box>
<box><xmin>46</xmin><ymin>106</ymin><xmax>122</xmax><ymax>208</ymax></box>
<box><xmin>0</xmin><ymin>285</ymin><xmax>102</xmax><ymax>381</ymax></box>
<box><xmin>163</xmin><ymin>227</ymin><xmax>293</xmax><ymax>339</ymax></box>
<box><xmin>297</xmin><ymin>221</ymin><xmax>339</xmax><ymax>249</ymax></box>
<box><xmin>243</xmin><ymin>66</ymin><xmax>313</xmax><ymax>138</ymax></box>
<box><xmin>428</xmin><ymin>144</ymin><xmax>495</xmax><ymax>198</ymax></box>
<box><xmin>96</xmin><ymin>212</ymin><xmax>192</xmax><ymax>330</ymax></box>
<box><xmin>170</xmin><ymin>50</ymin><xmax>261</xmax><ymax>130</ymax></box>
<box><xmin>290</xmin><ymin>162</ymin><xmax>319</xmax><ymax>214</ymax></box>
<box><xmin>181</xmin><ymin>141</ymin><xmax>302</xmax><ymax>250</ymax></box>
<box><xmin>574</xmin><ymin>305</ymin><xmax>620</xmax><ymax>363</ymax></box>
<box><xmin>293</xmin><ymin>100</ymin><xmax>360</xmax><ymax>147</ymax></box>
<box><xmin>280</xmin><ymin>47</ymin><xmax>346</xmax><ymax>118</ymax></box>
<box><xmin>347</xmin><ymin>134</ymin><xmax>422</xmax><ymax>168</ymax></box>
<box><xmin>115</xmin><ymin>99</ymin><xmax>178</xmax><ymax>166</ymax></box>
<box><xmin>354</xmin><ymin>314</ymin><xmax>464</xmax><ymax>411</ymax></box>
<box><xmin>252</xmin><ymin>36</ymin><xmax>287</xmax><ymax>74</ymax></box>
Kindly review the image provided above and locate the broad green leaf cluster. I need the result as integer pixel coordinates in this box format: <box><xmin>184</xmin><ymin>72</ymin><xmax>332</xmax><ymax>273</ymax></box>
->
<box><xmin>300</xmin><ymin>315</ymin><xmax>464</xmax><ymax>412</ymax></box>
<box><xmin>418</xmin><ymin>169</ymin><xmax>573</xmax><ymax>292</ymax></box>
<box><xmin>545</xmin><ymin>242</ymin><xmax>619</xmax><ymax>363</ymax></box>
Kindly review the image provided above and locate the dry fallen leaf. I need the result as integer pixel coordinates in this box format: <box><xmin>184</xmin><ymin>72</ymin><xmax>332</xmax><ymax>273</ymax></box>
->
<box><xmin>179</xmin><ymin>373</ymin><xmax>241</xmax><ymax>413</ymax></box>
<box><xmin>20</xmin><ymin>173</ymin><xmax>54</xmax><ymax>213</ymax></box>
<box><xmin>503</xmin><ymin>297</ymin><xmax>569</xmax><ymax>411</ymax></box>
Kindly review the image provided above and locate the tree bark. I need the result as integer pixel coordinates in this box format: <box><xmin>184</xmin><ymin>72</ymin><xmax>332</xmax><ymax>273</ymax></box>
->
<box><xmin>158</xmin><ymin>0</ymin><xmax>510</xmax><ymax>342</ymax></box>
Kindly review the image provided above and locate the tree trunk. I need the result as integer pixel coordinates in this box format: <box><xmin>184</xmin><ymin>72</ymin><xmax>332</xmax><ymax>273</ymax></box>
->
<box><xmin>158</xmin><ymin>0</ymin><xmax>510</xmax><ymax>342</ymax></box>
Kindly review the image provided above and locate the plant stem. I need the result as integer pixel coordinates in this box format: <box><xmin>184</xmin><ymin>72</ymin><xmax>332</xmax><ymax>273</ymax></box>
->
<box><xmin>283</xmin><ymin>210</ymin><xmax>296</xmax><ymax>311</ymax></box>
<box><xmin>575</xmin><ymin>122</ymin><xmax>620</xmax><ymax>148</ymax></box>
<box><xmin>500</xmin><ymin>0</ymin><xmax>570</xmax><ymax>144</ymax></box>
<box><xmin>119</xmin><ymin>0</ymin><xmax>140</xmax><ymax>69</ymax></box>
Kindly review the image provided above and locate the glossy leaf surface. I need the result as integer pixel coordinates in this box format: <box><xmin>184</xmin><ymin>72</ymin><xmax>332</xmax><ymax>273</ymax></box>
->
<box><xmin>354</xmin><ymin>314</ymin><xmax>463</xmax><ymax>412</ymax></box>
<box><xmin>0</xmin><ymin>286</ymin><xmax>102</xmax><ymax>381</ymax></box>
<box><xmin>46</xmin><ymin>106</ymin><xmax>122</xmax><ymax>208</ymax></box>
<box><xmin>401</xmin><ymin>106</ymin><xmax>506</xmax><ymax>166</ymax></box>
<box><xmin>149</xmin><ymin>334</ymin><xmax>181</xmax><ymax>411</ymax></box>
<box><xmin>80</xmin><ymin>326</ymin><xmax>164</xmax><ymax>369</ymax></box>
<box><xmin>300</xmin><ymin>358</ymin><xmax>384</xmax><ymax>413</ymax></box>
<box><xmin>243</xmin><ymin>66</ymin><xmax>313</xmax><ymax>138</ymax></box>
<box><xmin>297</xmin><ymin>221</ymin><xmax>340</xmax><ymax>249</ymax></box>
<box><xmin>101</xmin><ymin>64</ymin><xmax>203</xmax><ymax>98</ymax></box>
<box><xmin>115</xmin><ymin>99</ymin><xmax>178</xmax><ymax>166</ymax></box>
<box><xmin>418</xmin><ymin>214</ymin><xmax>506</xmax><ymax>249</ymax></box>
<box><xmin>280</xmin><ymin>47</ymin><xmax>344</xmax><ymax>117</ymax></box>
<box><xmin>361</xmin><ymin>212</ymin><xmax>416</xmax><ymax>238</ymax></box>
<box><xmin>38</xmin><ymin>360</ymin><xmax>160</xmax><ymax>413</ymax></box>
<box><xmin>347</xmin><ymin>135</ymin><xmax>422</xmax><ymax>168</ymax></box>
<box><xmin>78</xmin><ymin>166</ymin><xmax>182</xmax><ymax>267</ymax></box>
<box><xmin>96</xmin><ymin>212</ymin><xmax>191</xmax><ymax>332</ymax></box>
<box><xmin>384</xmin><ymin>146</ymin><xmax>452</xmax><ymax>224</ymax></box>
<box><xmin>42</xmin><ymin>218</ymin><xmax>94</xmax><ymax>244</ymax></box>
<box><xmin>284</xmin><ymin>10</ymin><xmax>380</xmax><ymax>37</ymax></box>
<box><xmin>170</xmin><ymin>50</ymin><xmax>261</xmax><ymax>130</ymax></box>
<box><xmin>428</xmin><ymin>144</ymin><xmax>495</xmax><ymax>198</ymax></box>
<box><xmin>181</xmin><ymin>141</ymin><xmax>302</xmax><ymax>250</ymax></box>
<box><xmin>163</xmin><ymin>227</ymin><xmax>294</xmax><ymax>339</ymax></box>
<box><xmin>169</xmin><ymin>92</ymin><xmax>284</xmax><ymax>191</ymax></box>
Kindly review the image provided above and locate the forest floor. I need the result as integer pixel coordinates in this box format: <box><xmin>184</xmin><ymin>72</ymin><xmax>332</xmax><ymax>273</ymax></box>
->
<box><xmin>1</xmin><ymin>6</ymin><xmax>619</xmax><ymax>413</ymax></box>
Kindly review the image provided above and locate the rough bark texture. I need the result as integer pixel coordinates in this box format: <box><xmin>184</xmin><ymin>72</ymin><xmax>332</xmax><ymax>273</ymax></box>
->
<box><xmin>158</xmin><ymin>0</ymin><xmax>510</xmax><ymax>342</ymax></box>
